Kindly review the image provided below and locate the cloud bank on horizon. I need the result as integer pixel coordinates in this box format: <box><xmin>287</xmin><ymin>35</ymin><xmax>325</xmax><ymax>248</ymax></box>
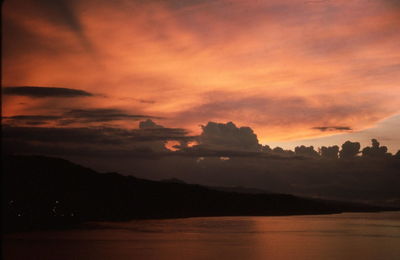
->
<box><xmin>2</xmin><ymin>0</ymin><xmax>400</xmax><ymax>150</ymax></box>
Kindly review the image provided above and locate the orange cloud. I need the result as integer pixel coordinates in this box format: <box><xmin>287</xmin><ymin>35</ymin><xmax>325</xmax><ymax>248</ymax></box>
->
<box><xmin>2</xmin><ymin>0</ymin><xmax>400</xmax><ymax>145</ymax></box>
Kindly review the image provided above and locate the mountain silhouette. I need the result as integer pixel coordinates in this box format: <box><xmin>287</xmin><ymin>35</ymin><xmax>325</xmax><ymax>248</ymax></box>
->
<box><xmin>2</xmin><ymin>155</ymin><xmax>396</xmax><ymax>232</ymax></box>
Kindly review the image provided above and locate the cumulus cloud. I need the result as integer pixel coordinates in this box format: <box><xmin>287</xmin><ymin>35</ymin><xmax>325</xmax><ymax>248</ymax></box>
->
<box><xmin>320</xmin><ymin>145</ymin><xmax>339</xmax><ymax>159</ymax></box>
<box><xmin>339</xmin><ymin>141</ymin><xmax>361</xmax><ymax>159</ymax></box>
<box><xmin>2</xmin><ymin>86</ymin><xmax>93</xmax><ymax>98</ymax></box>
<box><xmin>4</xmin><ymin>117</ymin><xmax>398</xmax><ymax>162</ymax></box>
<box><xmin>294</xmin><ymin>145</ymin><xmax>319</xmax><ymax>157</ymax></box>
<box><xmin>198</xmin><ymin>122</ymin><xmax>261</xmax><ymax>152</ymax></box>
<box><xmin>271</xmin><ymin>147</ymin><xmax>295</xmax><ymax>156</ymax></box>
<box><xmin>362</xmin><ymin>139</ymin><xmax>390</xmax><ymax>158</ymax></box>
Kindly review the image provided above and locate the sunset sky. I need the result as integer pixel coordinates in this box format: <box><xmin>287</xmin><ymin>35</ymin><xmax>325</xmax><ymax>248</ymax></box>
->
<box><xmin>2</xmin><ymin>0</ymin><xmax>400</xmax><ymax>152</ymax></box>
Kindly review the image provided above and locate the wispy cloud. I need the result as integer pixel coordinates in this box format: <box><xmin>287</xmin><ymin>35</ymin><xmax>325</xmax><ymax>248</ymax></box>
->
<box><xmin>2</xmin><ymin>0</ymin><xmax>400</xmax><ymax>146</ymax></box>
<box><xmin>312</xmin><ymin>126</ymin><xmax>352</xmax><ymax>132</ymax></box>
<box><xmin>3</xmin><ymin>86</ymin><xmax>93</xmax><ymax>98</ymax></box>
<box><xmin>2</xmin><ymin>108</ymin><xmax>160</xmax><ymax>126</ymax></box>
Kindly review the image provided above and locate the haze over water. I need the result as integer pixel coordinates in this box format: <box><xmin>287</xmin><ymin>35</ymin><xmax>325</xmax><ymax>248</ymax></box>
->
<box><xmin>4</xmin><ymin>212</ymin><xmax>400</xmax><ymax>260</ymax></box>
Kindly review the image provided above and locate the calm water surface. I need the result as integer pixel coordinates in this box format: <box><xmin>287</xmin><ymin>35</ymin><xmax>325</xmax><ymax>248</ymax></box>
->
<box><xmin>3</xmin><ymin>212</ymin><xmax>400</xmax><ymax>260</ymax></box>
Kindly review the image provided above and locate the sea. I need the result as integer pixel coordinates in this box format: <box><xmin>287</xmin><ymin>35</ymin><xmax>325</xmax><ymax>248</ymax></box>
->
<box><xmin>3</xmin><ymin>211</ymin><xmax>400</xmax><ymax>260</ymax></box>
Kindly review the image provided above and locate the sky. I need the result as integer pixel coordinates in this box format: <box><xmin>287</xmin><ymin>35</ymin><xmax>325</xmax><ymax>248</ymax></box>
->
<box><xmin>2</xmin><ymin>0</ymin><xmax>400</xmax><ymax>152</ymax></box>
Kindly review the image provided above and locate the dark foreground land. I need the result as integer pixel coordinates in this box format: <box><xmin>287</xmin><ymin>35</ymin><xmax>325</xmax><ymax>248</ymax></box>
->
<box><xmin>2</xmin><ymin>155</ymin><xmax>397</xmax><ymax>232</ymax></box>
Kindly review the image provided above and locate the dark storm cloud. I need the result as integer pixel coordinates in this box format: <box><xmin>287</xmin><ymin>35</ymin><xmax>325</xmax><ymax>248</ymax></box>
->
<box><xmin>3</xmin><ymin>109</ymin><xmax>159</xmax><ymax>126</ymax></box>
<box><xmin>2</xmin><ymin>115</ymin><xmax>63</xmax><ymax>126</ymax></box>
<box><xmin>2</xmin><ymin>138</ymin><xmax>162</xmax><ymax>159</ymax></box>
<box><xmin>62</xmin><ymin>109</ymin><xmax>161</xmax><ymax>123</ymax></box>
<box><xmin>312</xmin><ymin>126</ymin><xmax>352</xmax><ymax>132</ymax></box>
<box><xmin>1</xmin><ymin>122</ymin><xmax>195</xmax><ymax>158</ymax></box>
<box><xmin>2</xmin><ymin>124</ymin><xmax>193</xmax><ymax>145</ymax></box>
<box><xmin>174</xmin><ymin>146</ymin><xmax>305</xmax><ymax>160</ymax></box>
<box><xmin>2</xmin><ymin>115</ymin><xmax>62</xmax><ymax>121</ymax></box>
<box><xmin>2</xmin><ymin>119</ymin><xmax>306</xmax><ymax>159</ymax></box>
<box><xmin>3</xmin><ymin>86</ymin><xmax>93</xmax><ymax>98</ymax></box>
<box><xmin>133</xmin><ymin>128</ymin><xmax>194</xmax><ymax>142</ymax></box>
<box><xmin>3</xmin><ymin>126</ymin><xmax>123</xmax><ymax>145</ymax></box>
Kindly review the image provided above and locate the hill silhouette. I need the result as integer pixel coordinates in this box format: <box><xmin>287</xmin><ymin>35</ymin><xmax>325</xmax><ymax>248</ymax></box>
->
<box><xmin>2</xmin><ymin>155</ymin><xmax>396</xmax><ymax>232</ymax></box>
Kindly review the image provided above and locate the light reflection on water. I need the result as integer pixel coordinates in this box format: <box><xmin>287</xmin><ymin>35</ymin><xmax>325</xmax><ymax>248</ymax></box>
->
<box><xmin>4</xmin><ymin>212</ymin><xmax>400</xmax><ymax>260</ymax></box>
